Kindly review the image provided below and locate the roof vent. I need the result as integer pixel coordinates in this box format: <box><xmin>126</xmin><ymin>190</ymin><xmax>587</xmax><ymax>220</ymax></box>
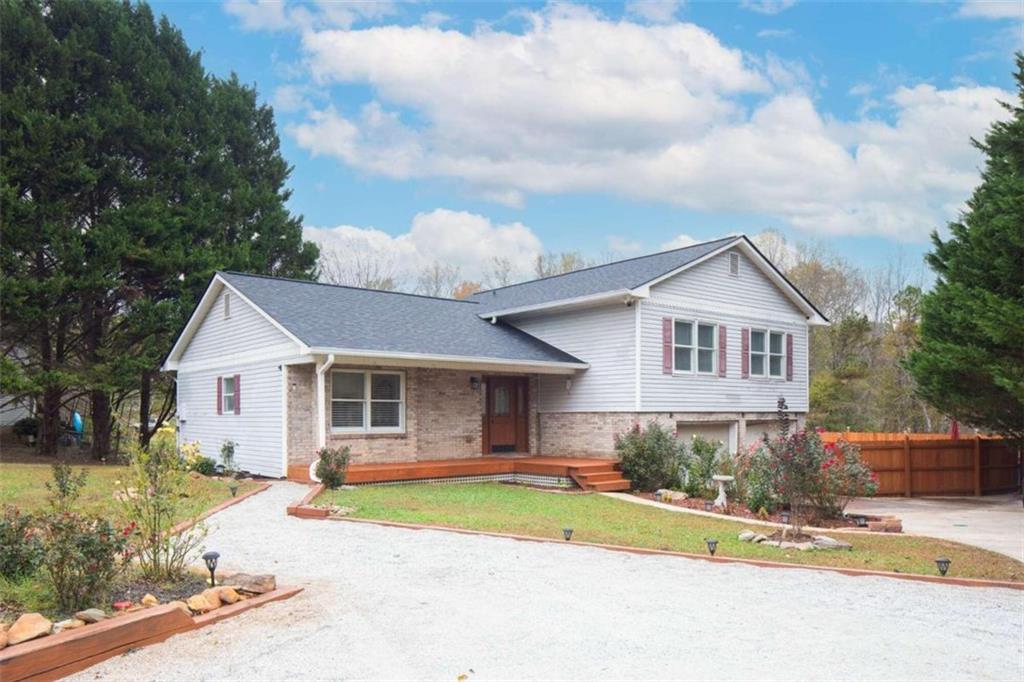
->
<box><xmin>729</xmin><ymin>252</ymin><xmax>740</xmax><ymax>277</ymax></box>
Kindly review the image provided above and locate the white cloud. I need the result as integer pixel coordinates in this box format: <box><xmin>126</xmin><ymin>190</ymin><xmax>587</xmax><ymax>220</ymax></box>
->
<box><xmin>272</xmin><ymin>84</ymin><xmax>311</xmax><ymax>112</ymax></box>
<box><xmin>607</xmin><ymin>235</ymin><xmax>646</xmax><ymax>255</ymax></box>
<box><xmin>740</xmin><ymin>0</ymin><xmax>798</xmax><ymax>15</ymax></box>
<box><xmin>304</xmin><ymin>209</ymin><xmax>543</xmax><ymax>283</ymax></box>
<box><xmin>279</xmin><ymin>3</ymin><xmax>1010</xmax><ymax>242</ymax></box>
<box><xmin>625</xmin><ymin>0</ymin><xmax>685</xmax><ymax>24</ymax></box>
<box><xmin>957</xmin><ymin>1</ymin><xmax>1023</xmax><ymax>20</ymax></box>
<box><xmin>757</xmin><ymin>28</ymin><xmax>793</xmax><ymax>39</ymax></box>
<box><xmin>223</xmin><ymin>0</ymin><xmax>397</xmax><ymax>32</ymax></box>
<box><xmin>660</xmin><ymin>233</ymin><xmax>701</xmax><ymax>250</ymax></box>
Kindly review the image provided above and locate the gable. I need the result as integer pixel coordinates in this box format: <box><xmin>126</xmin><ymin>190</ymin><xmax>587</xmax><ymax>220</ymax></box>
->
<box><xmin>175</xmin><ymin>284</ymin><xmax>301</xmax><ymax>369</ymax></box>
<box><xmin>649</xmin><ymin>248</ymin><xmax>806</xmax><ymax>320</ymax></box>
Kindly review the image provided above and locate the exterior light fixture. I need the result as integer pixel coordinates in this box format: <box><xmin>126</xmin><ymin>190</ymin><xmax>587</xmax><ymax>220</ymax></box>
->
<box><xmin>654</xmin><ymin>491</ymin><xmax>663</xmax><ymax>502</ymax></box>
<box><xmin>703</xmin><ymin>500</ymin><xmax>713</xmax><ymax>512</ymax></box>
<box><xmin>780</xmin><ymin>511</ymin><xmax>791</xmax><ymax>524</ymax></box>
<box><xmin>935</xmin><ymin>557</ymin><xmax>951</xmax><ymax>577</ymax></box>
<box><xmin>705</xmin><ymin>538</ymin><xmax>719</xmax><ymax>556</ymax></box>
<box><xmin>563</xmin><ymin>527</ymin><xmax>573</xmax><ymax>541</ymax></box>
<box><xmin>469</xmin><ymin>376</ymin><xmax>480</xmax><ymax>391</ymax></box>
<box><xmin>203</xmin><ymin>551</ymin><xmax>220</xmax><ymax>586</ymax></box>
<box><xmin>565</xmin><ymin>377</ymin><xmax>573</xmax><ymax>394</ymax></box>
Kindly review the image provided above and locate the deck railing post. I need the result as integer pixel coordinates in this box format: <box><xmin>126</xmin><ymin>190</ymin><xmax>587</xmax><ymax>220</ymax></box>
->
<box><xmin>973</xmin><ymin>435</ymin><xmax>982</xmax><ymax>496</ymax></box>
<box><xmin>903</xmin><ymin>435</ymin><xmax>912</xmax><ymax>497</ymax></box>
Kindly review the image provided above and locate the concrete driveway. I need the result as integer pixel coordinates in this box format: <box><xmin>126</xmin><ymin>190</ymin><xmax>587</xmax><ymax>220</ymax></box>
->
<box><xmin>847</xmin><ymin>494</ymin><xmax>1024</xmax><ymax>561</ymax></box>
<box><xmin>73</xmin><ymin>482</ymin><xmax>1023</xmax><ymax>681</ymax></box>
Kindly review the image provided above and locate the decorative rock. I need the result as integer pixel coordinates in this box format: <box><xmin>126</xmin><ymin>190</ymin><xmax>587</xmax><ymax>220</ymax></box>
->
<box><xmin>752</xmin><ymin>534</ymin><xmax>769</xmax><ymax>543</ymax></box>
<box><xmin>141</xmin><ymin>593</ymin><xmax>160</xmax><ymax>607</ymax></box>
<box><xmin>75</xmin><ymin>608</ymin><xmax>107</xmax><ymax>624</ymax></box>
<box><xmin>0</xmin><ymin>629</ymin><xmax>8</xmax><ymax>650</ymax></box>
<box><xmin>811</xmin><ymin>535</ymin><xmax>854</xmax><ymax>551</ymax></box>
<box><xmin>51</xmin><ymin>618</ymin><xmax>86</xmax><ymax>634</ymax></box>
<box><xmin>7</xmin><ymin>613</ymin><xmax>53</xmax><ymax>646</ymax></box>
<box><xmin>218</xmin><ymin>587</ymin><xmax>240</xmax><ymax>604</ymax></box>
<box><xmin>186</xmin><ymin>593</ymin><xmax>217</xmax><ymax>614</ymax></box>
<box><xmin>202</xmin><ymin>588</ymin><xmax>223</xmax><ymax>609</ymax></box>
<box><xmin>229</xmin><ymin>573</ymin><xmax>276</xmax><ymax>594</ymax></box>
<box><xmin>167</xmin><ymin>600</ymin><xmax>191</xmax><ymax>615</ymax></box>
<box><xmin>738</xmin><ymin>530</ymin><xmax>757</xmax><ymax>542</ymax></box>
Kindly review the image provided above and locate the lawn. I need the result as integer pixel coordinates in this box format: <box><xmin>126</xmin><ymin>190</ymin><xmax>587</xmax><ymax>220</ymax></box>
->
<box><xmin>0</xmin><ymin>462</ymin><xmax>259</xmax><ymax>524</ymax></box>
<box><xmin>320</xmin><ymin>483</ymin><xmax>1024</xmax><ymax>583</ymax></box>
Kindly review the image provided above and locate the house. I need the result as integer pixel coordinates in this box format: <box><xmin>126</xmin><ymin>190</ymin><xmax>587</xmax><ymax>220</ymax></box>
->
<box><xmin>162</xmin><ymin>235</ymin><xmax>827</xmax><ymax>484</ymax></box>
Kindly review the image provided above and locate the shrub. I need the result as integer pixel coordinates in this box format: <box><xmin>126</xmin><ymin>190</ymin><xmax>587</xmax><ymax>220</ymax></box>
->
<box><xmin>119</xmin><ymin>428</ymin><xmax>206</xmax><ymax>581</ymax></box>
<box><xmin>315</xmin><ymin>446</ymin><xmax>351</xmax><ymax>489</ymax></box>
<box><xmin>809</xmin><ymin>439</ymin><xmax>878</xmax><ymax>517</ymax></box>
<box><xmin>0</xmin><ymin>505</ymin><xmax>44</xmax><ymax>579</ymax></box>
<box><xmin>615</xmin><ymin>422</ymin><xmax>686</xmax><ymax>492</ymax></box>
<box><xmin>187</xmin><ymin>455</ymin><xmax>217</xmax><ymax>476</ymax></box>
<box><xmin>13</xmin><ymin>416</ymin><xmax>38</xmax><ymax>439</ymax></box>
<box><xmin>736</xmin><ymin>446</ymin><xmax>776</xmax><ymax>514</ymax></box>
<box><xmin>46</xmin><ymin>462</ymin><xmax>88</xmax><ymax>515</ymax></box>
<box><xmin>43</xmin><ymin>512</ymin><xmax>131</xmax><ymax>613</ymax></box>
<box><xmin>220</xmin><ymin>440</ymin><xmax>237</xmax><ymax>477</ymax></box>
<box><xmin>683</xmin><ymin>435</ymin><xmax>722</xmax><ymax>499</ymax></box>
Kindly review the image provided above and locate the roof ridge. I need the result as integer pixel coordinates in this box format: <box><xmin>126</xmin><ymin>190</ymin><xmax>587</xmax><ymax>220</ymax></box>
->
<box><xmin>219</xmin><ymin>271</ymin><xmax>480</xmax><ymax>305</ymax></box>
<box><xmin>472</xmin><ymin>235</ymin><xmax>740</xmax><ymax>296</ymax></box>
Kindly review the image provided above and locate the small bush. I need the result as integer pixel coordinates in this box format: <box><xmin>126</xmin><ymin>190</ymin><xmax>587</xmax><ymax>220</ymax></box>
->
<box><xmin>736</xmin><ymin>446</ymin><xmax>776</xmax><ymax>514</ymax></box>
<box><xmin>13</xmin><ymin>416</ymin><xmax>38</xmax><ymax>438</ymax></box>
<box><xmin>684</xmin><ymin>435</ymin><xmax>722</xmax><ymax>499</ymax></box>
<box><xmin>46</xmin><ymin>462</ymin><xmax>88</xmax><ymax>515</ymax></box>
<box><xmin>615</xmin><ymin>422</ymin><xmax>686</xmax><ymax>492</ymax></box>
<box><xmin>43</xmin><ymin>512</ymin><xmax>130</xmax><ymax>613</ymax></box>
<box><xmin>188</xmin><ymin>455</ymin><xmax>217</xmax><ymax>476</ymax></box>
<box><xmin>315</xmin><ymin>446</ymin><xmax>351</xmax><ymax>489</ymax></box>
<box><xmin>220</xmin><ymin>440</ymin><xmax>237</xmax><ymax>477</ymax></box>
<box><xmin>0</xmin><ymin>505</ymin><xmax>44</xmax><ymax>579</ymax></box>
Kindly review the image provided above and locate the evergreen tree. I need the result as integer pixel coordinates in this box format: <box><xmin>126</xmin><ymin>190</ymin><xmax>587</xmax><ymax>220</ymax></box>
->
<box><xmin>907</xmin><ymin>55</ymin><xmax>1024</xmax><ymax>441</ymax></box>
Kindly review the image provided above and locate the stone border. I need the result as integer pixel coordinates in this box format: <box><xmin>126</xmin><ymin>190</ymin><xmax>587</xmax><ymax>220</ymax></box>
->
<box><xmin>303</xmin><ymin>512</ymin><xmax>1022</xmax><ymax>592</ymax></box>
<box><xmin>170</xmin><ymin>481</ymin><xmax>272</xmax><ymax>535</ymax></box>
<box><xmin>0</xmin><ymin>586</ymin><xmax>302</xmax><ymax>681</ymax></box>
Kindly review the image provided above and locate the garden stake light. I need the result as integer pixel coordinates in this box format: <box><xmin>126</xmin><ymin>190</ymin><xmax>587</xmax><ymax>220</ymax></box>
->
<box><xmin>563</xmin><ymin>527</ymin><xmax>573</xmax><ymax>541</ymax></box>
<box><xmin>705</xmin><ymin>538</ymin><xmax>718</xmax><ymax>556</ymax></box>
<box><xmin>203</xmin><ymin>551</ymin><xmax>220</xmax><ymax>586</ymax></box>
<box><xmin>780</xmin><ymin>511</ymin><xmax>791</xmax><ymax>524</ymax></box>
<box><xmin>703</xmin><ymin>500</ymin><xmax>713</xmax><ymax>512</ymax></box>
<box><xmin>935</xmin><ymin>557</ymin><xmax>951</xmax><ymax>577</ymax></box>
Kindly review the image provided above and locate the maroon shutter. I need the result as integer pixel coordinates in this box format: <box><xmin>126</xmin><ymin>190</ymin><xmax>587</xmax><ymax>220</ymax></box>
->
<box><xmin>786</xmin><ymin>334</ymin><xmax>794</xmax><ymax>381</ymax></box>
<box><xmin>662</xmin><ymin>318</ymin><xmax>673</xmax><ymax>374</ymax></box>
<box><xmin>234</xmin><ymin>374</ymin><xmax>241</xmax><ymax>414</ymax></box>
<box><xmin>718</xmin><ymin>325</ymin><xmax>727</xmax><ymax>377</ymax></box>
<box><xmin>216</xmin><ymin>376</ymin><xmax>223</xmax><ymax>415</ymax></box>
<box><xmin>741</xmin><ymin>328</ymin><xmax>750</xmax><ymax>379</ymax></box>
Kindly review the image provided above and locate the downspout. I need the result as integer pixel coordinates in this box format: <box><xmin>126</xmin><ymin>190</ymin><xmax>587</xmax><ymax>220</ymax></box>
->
<box><xmin>315</xmin><ymin>354</ymin><xmax>335</xmax><ymax>450</ymax></box>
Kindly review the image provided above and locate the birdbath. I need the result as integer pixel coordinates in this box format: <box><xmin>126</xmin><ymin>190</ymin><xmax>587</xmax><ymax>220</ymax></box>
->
<box><xmin>712</xmin><ymin>475</ymin><xmax>734</xmax><ymax>510</ymax></box>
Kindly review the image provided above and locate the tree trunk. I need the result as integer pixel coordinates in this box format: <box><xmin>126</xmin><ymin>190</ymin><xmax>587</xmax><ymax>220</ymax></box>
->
<box><xmin>38</xmin><ymin>385</ymin><xmax>62</xmax><ymax>456</ymax></box>
<box><xmin>139</xmin><ymin>369</ymin><xmax>152</xmax><ymax>446</ymax></box>
<box><xmin>90</xmin><ymin>389</ymin><xmax>111</xmax><ymax>460</ymax></box>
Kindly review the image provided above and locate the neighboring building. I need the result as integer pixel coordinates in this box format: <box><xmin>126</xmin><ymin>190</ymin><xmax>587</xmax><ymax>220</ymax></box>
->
<box><xmin>162</xmin><ymin>235</ymin><xmax>827</xmax><ymax>478</ymax></box>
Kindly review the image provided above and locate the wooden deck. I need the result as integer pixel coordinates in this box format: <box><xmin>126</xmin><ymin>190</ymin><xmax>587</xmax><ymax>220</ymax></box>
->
<box><xmin>291</xmin><ymin>456</ymin><xmax>632</xmax><ymax>491</ymax></box>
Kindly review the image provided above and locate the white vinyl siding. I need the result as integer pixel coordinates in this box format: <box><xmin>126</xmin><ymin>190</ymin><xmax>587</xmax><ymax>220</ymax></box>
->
<box><xmin>640</xmin><ymin>248</ymin><xmax>809</xmax><ymax>413</ymax></box>
<box><xmin>512</xmin><ymin>304</ymin><xmax>636</xmax><ymax>411</ymax></box>
<box><xmin>177</xmin><ymin>359</ymin><xmax>284</xmax><ymax>477</ymax></box>
<box><xmin>179</xmin><ymin>288</ymin><xmax>295</xmax><ymax>366</ymax></box>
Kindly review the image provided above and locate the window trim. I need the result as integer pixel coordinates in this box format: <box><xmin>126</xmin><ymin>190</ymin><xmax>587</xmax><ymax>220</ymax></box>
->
<box><xmin>749</xmin><ymin>328</ymin><xmax>786</xmax><ymax>379</ymax></box>
<box><xmin>330</xmin><ymin>370</ymin><xmax>406</xmax><ymax>434</ymax></box>
<box><xmin>672</xmin><ymin>318</ymin><xmax>718</xmax><ymax>376</ymax></box>
<box><xmin>221</xmin><ymin>375</ymin><xmax>236</xmax><ymax>413</ymax></box>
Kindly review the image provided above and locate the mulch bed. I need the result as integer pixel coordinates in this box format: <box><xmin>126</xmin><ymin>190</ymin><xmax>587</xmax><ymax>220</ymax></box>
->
<box><xmin>633</xmin><ymin>492</ymin><xmax>877</xmax><ymax>529</ymax></box>
<box><xmin>114</xmin><ymin>574</ymin><xmax>208</xmax><ymax>605</ymax></box>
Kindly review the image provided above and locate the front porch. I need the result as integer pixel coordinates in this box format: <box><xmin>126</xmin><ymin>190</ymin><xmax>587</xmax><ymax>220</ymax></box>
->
<box><xmin>288</xmin><ymin>455</ymin><xmax>632</xmax><ymax>491</ymax></box>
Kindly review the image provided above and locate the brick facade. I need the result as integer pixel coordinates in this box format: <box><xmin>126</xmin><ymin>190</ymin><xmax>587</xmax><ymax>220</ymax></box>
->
<box><xmin>285</xmin><ymin>364</ymin><xmax>538</xmax><ymax>466</ymax></box>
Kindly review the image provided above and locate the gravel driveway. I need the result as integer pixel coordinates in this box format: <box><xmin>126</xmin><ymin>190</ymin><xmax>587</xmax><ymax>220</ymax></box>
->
<box><xmin>74</xmin><ymin>482</ymin><xmax>1023</xmax><ymax>681</ymax></box>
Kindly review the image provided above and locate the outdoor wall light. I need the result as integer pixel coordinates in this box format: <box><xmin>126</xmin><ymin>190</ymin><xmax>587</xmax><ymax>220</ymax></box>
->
<box><xmin>469</xmin><ymin>376</ymin><xmax>480</xmax><ymax>391</ymax></box>
<box><xmin>780</xmin><ymin>511</ymin><xmax>791</xmax><ymax>524</ymax></box>
<box><xmin>703</xmin><ymin>500</ymin><xmax>713</xmax><ymax>512</ymax></box>
<box><xmin>705</xmin><ymin>538</ymin><xmax>719</xmax><ymax>556</ymax></box>
<box><xmin>203</xmin><ymin>551</ymin><xmax>220</xmax><ymax>586</ymax></box>
<box><xmin>935</xmin><ymin>557</ymin><xmax>951</xmax><ymax>577</ymax></box>
<box><xmin>563</xmin><ymin>527</ymin><xmax>573</xmax><ymax>541</ymax></box>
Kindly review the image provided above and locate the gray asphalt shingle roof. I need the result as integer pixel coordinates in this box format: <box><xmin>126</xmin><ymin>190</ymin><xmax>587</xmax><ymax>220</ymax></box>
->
<box><xmin>471</xmin><ymin>236</ymin><xmax>738</xmax><ymax>313</ymax></box>
<box><xmin>218</xmin><ymin>272</ymin><xmax>585</xmax><ymax>366</ymax></box>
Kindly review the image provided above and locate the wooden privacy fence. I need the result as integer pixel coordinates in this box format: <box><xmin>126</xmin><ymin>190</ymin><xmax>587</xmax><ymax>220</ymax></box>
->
<box><xmin>822</xmin><ymin>434</ymin><xmax>1020</xmax><ymax>497</ymax></box>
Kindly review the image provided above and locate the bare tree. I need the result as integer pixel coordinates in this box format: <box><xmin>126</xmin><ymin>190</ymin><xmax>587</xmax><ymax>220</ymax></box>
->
<box><xmin>452</xmin><ymin>280</ymin><xmax>482</xmax><ymax>300</ymax></box>
<box><xmin>318</xmin><ymin>241</ymin><xmax>400</xmax><ymax>291</ymax></box>
<box><xmin>415</xmin><ymin>261</ymin><xmax>461</xmax><ymax>298</ymax></box>
<box><xmin>484</xmin><ymin>256</ymin><xmax>518</xmax><ymax>289</ymax></box>
<box><xmin>533</xmin><ymin>251</ymin><xmax>590</xmax><ymax>278</ymax></box>
<box><xmin>751</xmin><ymin>228</ymin><xmax>796</xmax><ymax>271</ymax></box>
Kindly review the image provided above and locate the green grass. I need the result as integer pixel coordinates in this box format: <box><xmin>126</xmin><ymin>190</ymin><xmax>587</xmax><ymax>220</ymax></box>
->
<box><xmin>0</xmin><ymin>462</ymin><xmax>259</xmax><ymax>524</ymax></box>
<box><xmin>320</xmin><ymin>483</ymin><xmax>1024</xmax><ymax>583</ymax></box>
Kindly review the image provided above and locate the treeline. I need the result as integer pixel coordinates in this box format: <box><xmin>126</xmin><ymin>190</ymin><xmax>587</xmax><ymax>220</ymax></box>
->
<box><xmin>1</xmin><ymin>1</ymin><xmax>317</xmax><ymax>457</ymax></box>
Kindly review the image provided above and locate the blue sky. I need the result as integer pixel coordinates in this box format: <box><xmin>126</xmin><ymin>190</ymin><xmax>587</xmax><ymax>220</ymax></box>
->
<box><xmin>152</xmin><ymin>1</ymin><xmax>1022</xmax><ymax>283</ymax></box>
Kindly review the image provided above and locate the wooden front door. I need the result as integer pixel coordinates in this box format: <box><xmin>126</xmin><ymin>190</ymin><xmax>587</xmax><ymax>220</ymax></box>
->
<box><xmin>485</xmin><ymin>376</ymin><xmax>528</xmax><ymax>453</ymax></box>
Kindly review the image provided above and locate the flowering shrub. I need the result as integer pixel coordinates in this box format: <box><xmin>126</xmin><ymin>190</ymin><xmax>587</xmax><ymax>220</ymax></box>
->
<box><xmin>315</xmin><ymin>446</ymin><xmax>351</xmax><ymax>489</ymax></box>
<box><xmin>182</xmin><ymin>439</ymin><xmax>216</xmax><ymax>475</ymax></box>
<box><xmin>43</xmin><ymin>512</ymin><xmax>131</xmax><ymax>612</ymax></box>
<box><xmin>734</xmin><ymin>445</ymin><xmax>777</xmax><ymax>514</ymax></box>
<box><xmin>0</xmin><ymin>505</ymin><xmax>43</xmax><ymax>579</ymax></box>
<box><xmin>615</xmin><ymin>422</ymin><xmax>686</xmax><ymax>492</ymax></box>
<box><xmin>809</xmin><ymin>439</ymin><xmax>879</xmax><ymax>517</ymax></box>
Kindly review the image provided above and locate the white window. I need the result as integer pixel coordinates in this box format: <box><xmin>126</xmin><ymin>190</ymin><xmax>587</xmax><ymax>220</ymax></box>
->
<box><xmin>674</xmin><ymin>320</ymin><xmax>716</xmax><ymax>374</ymax></box>
<box><xmin>224</xmin><ymin>292</ymin><xmax>231</xmax><ymax>319</ymax></box>
<box><xmin>222</xmin><ymin>375</ymin><xmax>236</xmax><ymax>413</ymax></box>
<box><xmin>729</xmin><ymin>252</ymin><xmax>740</xmax><ymax>277</ymax></box>
<box><xmin>750</xmin><ymin>329</ymin><xmax>785</xmax><ymax>378</ymax></box>
<box><xmin>331</xmin><ymin>370</ymin><xmax>405</xmax><ymax>433</ymax></box>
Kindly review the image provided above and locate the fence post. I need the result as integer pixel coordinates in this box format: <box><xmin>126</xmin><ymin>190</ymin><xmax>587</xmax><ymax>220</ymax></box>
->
<box><xmin>903</xmin><ymin>434</ymin><xmax>912</xmax><ymax>497</ymax></box>
<box><xmin>973</xmin><ymin>435</ymin><xmax>982</xmax><ymax>496</ymax></box>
